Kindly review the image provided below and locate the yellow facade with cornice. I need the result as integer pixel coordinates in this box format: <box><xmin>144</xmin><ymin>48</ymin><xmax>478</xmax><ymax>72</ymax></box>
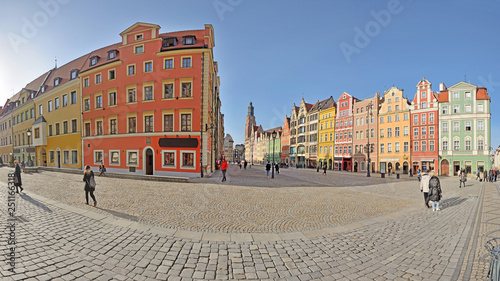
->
<box><xmin>318</xmin><ymin>106</ymin><xmax>336</xmax><ymax>169</ymax></box>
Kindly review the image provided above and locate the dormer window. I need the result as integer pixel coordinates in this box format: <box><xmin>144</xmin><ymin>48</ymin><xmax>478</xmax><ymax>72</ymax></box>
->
<box><xmin>107</xmin><ymin>50</ymin><xmax>118</xmax><ymax>60</ymax></box>
<box><xmin>54</xmin><ymin>77</ymin><xmax>61</xmax><ymax>87</ymax></box>
<box><xmin>136</xmin><ymin>34</ymin><xmax>143</xmax><ymax>40</ymax></box>
<box><xmin>163</xmin><ymin>37</ymin><xmax>177</xmax><ymax>47</ymax></box>
<box><xmin>183</xmin><ymin>35</ymin><xmax>196</xmax><ymax>45</ymax></box>
<box><xmin>89</xmin><ymin>56</ymin><xmax>99</xmax><ymax>66</ymax></box>
<box><xmin>70</xmin><ymin>69</ymin><xmax>78</xmax><ymax>80</ymax></box>
<box><xmin>41</xmin><ymin>85</ymin><xmax>46</xmax><ymax>93</ymax></box>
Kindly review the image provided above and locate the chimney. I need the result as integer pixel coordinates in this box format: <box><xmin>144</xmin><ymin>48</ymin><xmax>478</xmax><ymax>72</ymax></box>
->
<box><xmin>439</xmin><ymin>83</ymin><xmax>447</xmax><ymax>92</ymax></box>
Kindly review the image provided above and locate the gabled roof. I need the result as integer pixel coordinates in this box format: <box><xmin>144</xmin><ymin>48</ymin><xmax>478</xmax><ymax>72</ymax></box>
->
<box><xmin>477</xmin><ymin>87</ymin><xmax>490</xmax><ymax>100</ymax></box>
<box><xmin>438</xmin><ymin>91</ymin><xmax>449</xmax><ymax>102</ymax></box>
<box><xmin>33</xmin><ymin>116</ymin><xmax>47</xmax><ymax>125</ymax></box>
<box><xmin>120</xmin><ymin>22</ymin><xmax>161</xmax><ymax>36</ymax></box>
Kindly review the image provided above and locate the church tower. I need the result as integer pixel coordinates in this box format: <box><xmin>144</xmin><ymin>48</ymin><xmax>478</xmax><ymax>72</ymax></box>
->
<box><xmin>245</xmin><ymin>102</ymin><xmax>256</xmax><ymax>141</ymax></box>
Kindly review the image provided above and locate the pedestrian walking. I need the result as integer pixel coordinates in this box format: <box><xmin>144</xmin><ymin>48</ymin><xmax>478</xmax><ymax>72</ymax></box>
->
<box><xmin>239</xmin><ymin>162</ymin><xmax>242</xmax><ymax>169</ymax></box>
<box><xmin>495</xmin><ymin>169</ymin><xmax>498</xmax><ymax>182</ymax></box>
<box><xmin>14</xmin><ymin>160</ymin><xmax>23</xmax><ymax>193</ymax></box>
<box><xmin>98</xmin><ymin>162</ymin><xmax>106</xmax><ymax>176</ymax></box>
<box><xmin>489</xmin><ymin>168</ymin><xmax>494</xmax><ymax>182</ymax></box>
<box><xmin>323</xmin><ymin>163</ymin><xmax>327</xmax><ymax>175</ymax></box>
<box><xmin>417</xmin><ymin>169</ymin><xmax>421</xmax><ymax>182</ymax></box>
<box><xmin>317</xmin><ymin>164</ymin><xmax>320</xmax><ymax>172</ymax></box>
<box><xmin>484</xmin><ymin>170</ymin><xmax>488</xmax><ymax>182</ymax></box>
<box><xmin>459</xmin><ymin>169</ymin><xmax>466</xmax><ymax>188</ymax></box>
<box><xmin>83</xmin><ymin>165</ymin><xmax>97</xmax><ymax>207</ymax></box>
<box><xmin>275</xmin><ymin>163</ymin><xmax>280</xmax><ymax>175</ymax></box>
<box><xmin>409</xmin><ymin>168</ymin><xmax>413</xmax><ymax>177</ymax></box>
<box><xmin>266</xmin><ymin>161</ymin><xmax>271</xmax><ymax>178</ymax></box>
<box><xmin>244</xmin><ymin>161</ymin><xmax>247</xmax><ymax>169</ymax></box>
<box><xmin>428</xmin><ymin>174</ymin><xmax>443</xmax><ymax>211</ymax></box>
<box><xmin>221</xmin><ymin>157</ymin><xmax>228</xmax><ymax>182</ymax></box>
<box><xmin>420</xmin><ymin>169</ymin><xmax>431</xmax><ymax>208</ymax></box>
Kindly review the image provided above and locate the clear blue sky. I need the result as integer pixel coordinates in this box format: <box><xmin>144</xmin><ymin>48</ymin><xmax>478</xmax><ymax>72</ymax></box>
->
<box><xmin>0</xmin><ymin>0</ymin><xmax>498</xmax><ymax>149</ymax></box>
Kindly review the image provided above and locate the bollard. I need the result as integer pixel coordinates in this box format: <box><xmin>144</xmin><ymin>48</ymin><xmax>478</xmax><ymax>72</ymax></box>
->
<box><xmin>381</xmin><ymin>173</ymin><xmax>385</xmax><ymax>178</ymax></box>
<box><xmin>396</xmin><ymin>173</ymin><xmax>400</xmax><ymax>179</ymax></box>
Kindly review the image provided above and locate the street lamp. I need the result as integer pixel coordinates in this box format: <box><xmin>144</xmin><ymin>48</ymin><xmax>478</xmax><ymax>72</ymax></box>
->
<box><xmin>272</xmin><ymin>130</ymin><xmax>277</xmax><ymax>179</ymax></box>
<box><xmin>367</xmin><ymin>102</ymin><xmax>373</xmax><ymax>177</ymax></box>
<box><xmin>26</xmin><ymin>128</ymin><xmax>32</xmax><ymax>167</ymax></box>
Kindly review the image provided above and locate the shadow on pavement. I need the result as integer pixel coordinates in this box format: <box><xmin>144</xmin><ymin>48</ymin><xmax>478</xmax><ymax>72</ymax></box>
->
<box><xmin>20</xmin><ymin>193</ymin><xmax>52</xmax><ymax>213</ymax></box>
<box><xmin>441</xmin><ymin>196</ymin><xmax>469</xmax><ymax>208</ymax></box>
<box><xmin>96</xmin><ymin>207</ymin><xmax>140</xmax><ymax>222</ymax></box>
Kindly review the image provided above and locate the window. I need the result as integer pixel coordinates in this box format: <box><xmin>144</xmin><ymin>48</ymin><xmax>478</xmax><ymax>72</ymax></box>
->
<box><xmin>164</xmin><ymin>114</ymin><xmax>173</xmax><ymax>132</ymax></box>
<box><xmin>144</xmin><ymin>86</ymin><xmax>153</xmax><ymax>101</ymax></box>
<box><xmin>72</xmin><ymin>119</ymin><xmax>77</xmax><ymax>133</ymax></box>
<box><xmin>54</xmin><ymin>78</ymin><xmax>60</xmax><ymax>87</ymax></box>
<box><xmin>164</xmin><ymin>58</ymin><xmax>173</xmax><ymax>69</ymax></box>
<box><xmin>414</xmin><ymin>141</ymin><xmax>419</xmax><ymax>152</ymax></box>
<box><xmin>442</xmin><ymin>106</ymin><xmax>448</xmax><ymax>114</ymax></box>
<box><xmin>95</xmin><ymin>95</ymin><xmax>102</xmax><ymax>109</ymax></box>
<box><xmin>163</xmin><ymin>152</ymin><xmax>175</xmax><ymax>167</ymax></box>
<box><xmin>49</xmin><ymin>151</ymin><xmax>54</xmax><ymax>163</ymax></box>
<box><xmin>477</xmin><ymin>103</ymin><xmax>484</xmax><ymax>112</ymax></box>
<box><xmin>181</xmin><ymin>114</ymin><xmax>191</xmax><ymax>131</ymax></box>
<box><xmin>63</xmin><ymin>121</ymin><xmax>68</xmax><ymax>134</ymax></box>
<box><xmin>136</xmin><ymin>34</ymin><xmax>143</xmax><ymax>40</ymax></box>
<box><xmin>84</xmin><ymin>122</ymin><xmax>91</xmax><ymax>136</ymax></box>
<box><xmin>135</xmin><ymin>45</ymin><xmax>144</xmax><ymax>54</ymax></box>
<box><xmin>62</xmin><ymin>94</ymin><xmax>68</xmax><ymax>107</ymax></box>
<box><xmin>465</xmin><ymin>139</ymin><xmax>471</xmax><ymax>150</ymax></box>
<box><xmin>421</xmin><ymin>102</ymin><xmax>426</xmax><ymax>109</ymax></box>
<box><xmin>413</xmin><ymin>115</ymin><xmax>418</xmax><ymax>125</ymax></box>
<box><xmin>163</xmin><ymin>37</ymin><xmax>177</xmax><ymax>47</ymax></box>
<box><xmin>453</xmin><ymin>105</ymin><xmax>459</xmax><ymax>113</ymax></box>
<box><xmin>388</xmin><ymin>106</ymin><xmax>392</xmax><ymax>112</ymax></box>
<box><xmin>454</xmin><ymin>140</ymin><xmax>460</xmax><ymax>151</ymax></box>
<box><xmin>144</xmin><ymin>116</ymin><xmax>154</xmax><ymax>132</ymax></box>
<box><xmin>128</xmin><ymin>117</ymin><xmax>136</xmax><ymax>133</ymax></box>
<box><xmin>453</xmin><ymin>122</ymin><xmax>460</xmax><ymax>131</ymax></box>
<box><xmin>110</xmin><ymin>151</ymin><xmax>120</xmax><ymax>165</ymax></box>
<box><xmin>421</xmin><ymin>114</ymin><xmax>426</xmax><ymax>124</ymax></box>
<box><xmin>144</xmin><ymin>61</ymin><xmax>152</xmax><ymax>72</ymax></box>
<box><xmin>182</xmin><ymin>152</ymin><xmax>194</xmax><ymax>167</ymax></box>
<box><xmin>48</xmin><ymin>100</ymin><xmax>53</xmax><ymax>112</ymax></box>
<box><xmin>403</xmin><ymin>113</ymin><xmax>408</xmax><ymax>120</ymax></box>
<box><xmin>465</xmin><ymin>104</ymin><xmax>471</xmax><ymax>113</ymax></box>
<box><xmin>182</xmin><ymin>57</ymin><xmax>191</xmax><ymax>68</ymax></box>
<box><xmin>429</xmin><ymin>141</ymin><xmax>435</xmax><ymax>151</ymax></box>
<box><xmin>429</xmin><ymin>127</ymin><xmax>435</xmax><ymax>136</ymax></box>
<box><xmin>395</xmin><ymin>114</ymin><xmax>400</xmax><ymax>121</ymax></box>
<box><xmin>453</xmin><ymin>92</ymin><xmax>459</xmax><ymax>99</ymax></box>
<box><xmin>128</xmin><ymin>65</ymin><xmax>135</xmax><ymax>76</ymax></box>
<box><xmin>387</xmin><ymin>115</ymin><xmax>392</xmax><ymax>122</ymax></box>
<box><xmin>84</xmin><ymin>98</ymin><xmax>90</xmax><ymax>111</ymax></box>
<box><xmin>388</xmin><ymin>98</ymin><xmax>392</xmax><ymax>104</ymax></box>
<box><xmin>380</xmin><ymin>129</ymin><xmax>384</xmax><ymax>138</ymax></box>
<box><xmin>55</xmin><ymin>123</ymin><xmax>60</xmax><ymax>135</ymax></box>
<box><xmin>429</xmin><ymin>113</ymin><xmax>434</xmax><ymax>123</ymax></box>
<box><xmin>421</xmin><ymin>127</ymin><xmax>426</xmax><ymax>137</ymax></box>
<box><xmin>465</xmin><ymin>121</ymin><xmax>471</xmax><ymax>131</ymax></box>
<box><xmin>395</xmin><ymin>105</ymin><xmax>399</xmax><ymax>111</ymax></box>
<box><xmin>94</xmin><ymin>150</ymin><xmax>103</xmax><ymax>164</ymax></box>
<box><xmin>96</xmin><ymin>121</ymin><xmax>103</xmax><ymax>136</ymax></box>
<box><xmin>96</xmin><ymin>74</ymin><xmax>101</xmax><ymax>84</ymax></box>
<box><xmin>108</xmin><ymin>69</ymin><xmax>115</xmax><ymax>80</ymax></box>
<box><xmin>128</xmin><ymin>88</ymin><xmax>136</xmax><ymax>103</ymax></box>
<box><xmin>109</xmin><ymin>92</ymin><xmax>117</xmax><ymax>106</ymax></box>
<box><xmin>63</xmin><ymin>151</ymin><xmax>69</xmax><ymax>164</ymax></box>
<box><xmin>478</xmin><ymin>139</ymin><xmax>484</xmax><ymax>150</ymax></box>
<box><xmin>380</xmin><ymin>143</ymin><xmax>384</xmax><ymax>153</ymax></box>
<box><xmin>110</xmin><ymin>119</ymin><xmax>117</xmax><ymax>134</ymax></box>
<box><xmin>443</xmin><ymin>140</ymin><xmax>448</xmax><ymax>151</ymax></box>
<box><xmin>55</xmin><ymin>97</ymin><xmax>60</xmax><ymax>110</ymax></box>
<box><xmin>39</xmin><ymin>104</ymin><xmax>43</xmax><ymax>115</ymax></box>
<box><xmin>413</xmin><ymin>128</ymin><xmax>418</xmax><ymax>137</ymax></box>
<box><xmin>34</xmin><ymin>128</ymin><xmax>40</xmax><ymax>139</ymax></box>
<box><xmin>478</xmin><ymin>120</ymin><xmax>484</xmax><ymax>131</ymax></box>
<box><xmin>442</xmin><ymin>122</ymin><xmax>448</xmax><ymax>132</ymax></box>
<box><xmin>183</xmin><ymin>36</ymin><xmax>196</xmax><ymax>45</ymax></box>
<box><xmin>181</xmin><ymin>82</ymin><xmax>192</xmax><ymax>98</ymax></box>
<box><xmin>70</xmin><ymin>69</ymin><xmax>78</xmax><ymax>80</ymax></box>
<box><xmin>128</xmin><ymin>151</ymin><xmax>138</xmax><ymax>165</ymax></box>
<box><xmin>404</xmin><ymin>142</ymin><xmax>409</xmax><ymax>152</ymax></box>
<box><xmin>395</xmin><ymin>142</ymin><xmax>400</xmax><ymax>153</ymax></box>
<box><xmin>72</xmin><ymin>150</ymin><xmax>78</xmax><ymax>165</ymax></box>
<box><xmin>421</xmin><ymin>141</ymin><xmax>427</xmax><ymax>152</ymax></box>
<box><xmin>107</xmin><ymin>50</ymin><xmax>117</xmax><ymax>60</ymax></box>
<box><xmin>395</xmin><ymin>127</ymin><xmax>400</xmax><ymax>137</ymax></box>
<box><xmin>387</xmin><ymin>128</ymin><xmax>392</xmax><ymax>138</ymax></box>
<box><xmin>71</xmin><ymin>91</ymin><xmax>77</xmax><ymax>104</ymax></box>
<box><xmin>90</xmin><ymin>56</ymin><xmax>98</xmax><ymax>66</ymax></box>
<box><xmin>465</xmin><ymin>91</ymin><xmax>471</xmax><ymax>98</ymax></box>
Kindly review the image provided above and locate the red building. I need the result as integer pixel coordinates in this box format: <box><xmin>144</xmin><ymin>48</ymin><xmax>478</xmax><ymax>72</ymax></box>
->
<box><xmin>281</xmin><ymin>115</ymin><xmax>290</xmax><ymax>165</ymax></box>
<box><xmin>334</xmin><ymin>92</ymin><xmax>359</xmax><ymax>171</ymax></box>
<box><xmin>352</xmin><ymin>93</ymin><xmax>380</xmax><ymax>173</ymax></box>
<box><xmin>81</xmin><ymin>23</ymin><xmax>221</xmax><ymax>177</ymax></box>
<box><xmin>410</xmin><ymin>78</ymin><xmax>439</xmax><ymax>173</ymax></box>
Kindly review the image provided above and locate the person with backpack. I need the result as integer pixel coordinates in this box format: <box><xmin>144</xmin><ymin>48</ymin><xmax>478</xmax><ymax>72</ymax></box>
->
<box><xmin>83</xmin><ymin>165</ymin><xmax>97</xmax><ymax>207</ymax></box>
<box><xmin>459</xmin><ymin>169</ymin><xmax>467</xmax><ymax>188</ymax></box>
<box><xmin>428</xmin><ymin>173</ymin><xmax>443</xmax><ymax>211</ymax></box>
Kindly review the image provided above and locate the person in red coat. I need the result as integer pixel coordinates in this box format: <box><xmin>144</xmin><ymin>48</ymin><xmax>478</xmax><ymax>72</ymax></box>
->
<box><xmin>221</xmin><ymin>157</ymin><xmax>228</xmax><ymax>182</ymax></box>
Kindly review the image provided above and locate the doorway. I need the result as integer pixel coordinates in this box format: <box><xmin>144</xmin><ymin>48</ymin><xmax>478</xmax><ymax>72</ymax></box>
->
<box><xmin>57</xmin><ymin>151</ymin><xmax>61</xmax><ymax>168</ymax></box>
<box><xmin>453</xmin><ymin>161</ymin><xmax>460</xmax><ymax>176</ymax></box>
<box><xmin>145</xmin><ymin>148</ymin><xmax>153</xmax><ymax>175</ymax></box>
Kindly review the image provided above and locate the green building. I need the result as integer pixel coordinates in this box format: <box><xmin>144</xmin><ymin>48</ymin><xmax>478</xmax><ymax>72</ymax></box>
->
<box><xmin>438</xmin><ymin>82</ymin><xmax>491</xmax><ymax>176</ymax></box>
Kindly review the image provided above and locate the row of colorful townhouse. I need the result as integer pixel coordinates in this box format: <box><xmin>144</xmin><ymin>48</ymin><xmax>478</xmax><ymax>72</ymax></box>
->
<box><xmin>0</xmin><ymin>22</ymin><xmax>224</xmax><ymax>178</ymax></box>
<box><xmin>244</xmin><ymin>78</ymin><xmax>492</xmax><ymax>176</ymax></box>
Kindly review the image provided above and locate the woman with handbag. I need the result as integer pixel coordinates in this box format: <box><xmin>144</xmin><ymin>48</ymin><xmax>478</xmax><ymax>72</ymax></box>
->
<box><xmin>14</xmin><ymin>160</ymin><xmax>23</xmax><ymax>193</ymax></box>
<box><xmin>83</xmin><ymin>165</ymin><xmax>97</xmax><ymax>207</ymax></box>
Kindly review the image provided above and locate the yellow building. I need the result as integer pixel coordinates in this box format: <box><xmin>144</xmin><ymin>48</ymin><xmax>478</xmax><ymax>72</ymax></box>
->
<box><xmin>318</xmin><ymin>101</ymin><xmax>336</xmax><ymax>169</ymax></box>
<box><xmin>0</xmin><ymin>94</ymin><xmax>20</xmax><ymax>164</ymax></box>
<box><xmin>12</xmin><ymin>89</ymin><xmax>37</xmax><ymax>165</ymax></box>
<box><xmin>378</xmin><ymin>87</ymin><xmax>411</xmax><ymax>174</ymax></box>
<box><xmin>32</xmin><ymin>59</ymin><xmax>85</xmax><ymax>169</ymax></box>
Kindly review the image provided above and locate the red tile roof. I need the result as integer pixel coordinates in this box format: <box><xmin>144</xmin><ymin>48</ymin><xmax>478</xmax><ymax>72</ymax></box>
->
<box><xmin>477</xmin><ymin>87</ymin><xmax>490</xmax><ymax>100</ymax></box>
<box><xmin>438</xmin><ymin>91</ymin><xmax>449</xmax><ymax>102</ymax></box>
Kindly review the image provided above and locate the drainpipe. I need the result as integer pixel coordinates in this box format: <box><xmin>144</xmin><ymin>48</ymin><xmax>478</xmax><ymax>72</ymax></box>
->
<box><xmin>200</xmin><ymin>52</ymin><xmax>204</xmax><ymax>177</ymax></box>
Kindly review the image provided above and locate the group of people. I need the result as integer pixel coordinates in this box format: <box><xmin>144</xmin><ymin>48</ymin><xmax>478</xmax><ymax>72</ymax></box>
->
<box><xmin>419</xmin><ymin>169</ymin><xmax>443</xmax><ymax>211</ymax></box>
<box><xmin>476</xmin><ymin>168</ymin><xmax>498</xmax><ymax>182</ymax></box>
<box><xmin>265</xmin><ymin>161</ymin><xmax>280</xmax><ymax>178</ymax></box>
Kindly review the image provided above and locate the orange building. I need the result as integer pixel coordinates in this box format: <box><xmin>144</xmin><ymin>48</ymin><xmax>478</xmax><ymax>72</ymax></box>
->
<box><xmin>81</xmin><ymin>23</ymin><xmax>221</xmax><ymax>177</ymax></box>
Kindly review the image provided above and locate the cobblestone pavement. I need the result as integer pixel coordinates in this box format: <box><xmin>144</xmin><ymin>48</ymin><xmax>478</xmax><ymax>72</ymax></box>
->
<box><xmin>0</xmin><ymin>165</ymin><xmax>497</xmax><ymax>280</ymax></box>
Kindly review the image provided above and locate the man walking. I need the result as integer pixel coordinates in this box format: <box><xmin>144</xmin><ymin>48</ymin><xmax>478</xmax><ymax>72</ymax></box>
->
<box><xmin>221</xmin><ymin>157</ymin><xmax>228</xmax><ymax>182</ymax></box>
<box><xmin>266</xmin><ymin>161</ymin><xmax>271</xmax><ymax>178</ymax></box>
<box><xmin>14</xmin><ymin>160</ymin><xmax>23</xmax><ymax>193</ymax></box>
<box><xmin>420</xmin><ymin>169</ymin><xmax>431</xmax><ymax>208</ymax></box>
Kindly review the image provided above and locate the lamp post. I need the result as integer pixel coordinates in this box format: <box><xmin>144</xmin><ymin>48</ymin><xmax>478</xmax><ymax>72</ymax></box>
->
<box><xmin>367</xmin><ymin>102</ymin><xmax>372</xmax><ymax>177</ymax></box>
<box><xmin>272</xmin><ymin>130</ymin><xmax>277</xmax><ymax>179</ymax></box>
<box><xmin>26</xmin><ymin>128</ymin><xmax>32</xmax><ymax>167</ymax></box>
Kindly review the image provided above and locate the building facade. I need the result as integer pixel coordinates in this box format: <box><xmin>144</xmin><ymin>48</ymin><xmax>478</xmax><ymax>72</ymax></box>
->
<box><xmin>378</xmin><ymin>87</ymin><xmax>411</xmax><ymax>174</ymax></box>
<box><xmin>318</xmin><ymin>102</ymin><xmax>336</xmax><ymax>170</ymax></box>
<box><xmin>281</xmin><ymin>116</ymin><xmax>290</xmax><ymax>165</ymax></box>
<box><xmin>334</xmin><ymin>92</ymin><xmax>357</xmax><ymax>171</ymax></box>
<box><xmin>352</xmin><ymin>93</ymin><xmax>379</xmax><ymax>173</ymax></box>
<box><xmin>223</xmin><ymin>134</ymin><xmax>234</xmax><ymax>162</ymax></box>
<box><xmin>410</xmin><ymin>78</ymin><xmax>439</xmax><ymax>173</ymax></box>
<box><xmin>438</xmin><ymin>82</ymin><xmax>491</xmax><ymax>176</ymax></box>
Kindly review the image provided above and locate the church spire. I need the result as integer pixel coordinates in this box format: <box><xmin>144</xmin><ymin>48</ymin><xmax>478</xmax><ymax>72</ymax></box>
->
<box><xmin>247</xmin><ymin>102</ymin><xmax>254</xmax><ymax>117</ymax></box>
